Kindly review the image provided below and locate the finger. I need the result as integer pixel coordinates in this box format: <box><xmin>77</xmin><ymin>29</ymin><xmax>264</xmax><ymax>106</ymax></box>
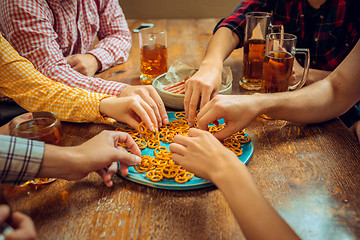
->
<box><xmin>184</xmin><ymin>81</ymin><xmax>193</xmax><ymax>119</ymax></box>
<box><xmin>114</xmin><ymin>149</ymin><xmax>141</xmax><ymax>166</ymax></box>
<box><xmin>123</xmin><ymin>116</ymin><xmax>141</xmax><ymax>131</ymax></box>
<box><xmin>197</xmin><ymin>102</ymin><xmax>219</xmax><ymax>130</ymax></box>
<box><xmin>119</xmin><ymin>162</ymin><xmax>130</xmax><ymax>177</ymax></box>
<box><xmin>186</xmin><ymin>127</ymin><xmax>204</xmax><ymax>137</ymax></box>
<box><xmin>102</xmin><ymin>162</ymin><xmax>118</xmax><ymax>187</ymax></box>
<box><xmin>212</xmin><ymin>123</ymin><xmax>238</xmax><ymax>141</ymax></box>
<box><xmin>170</xmin><ymin>152</ymin><xmax>187</xmax><ymax>166</ymax></box>
<box><xmin>199</xmin><ymin>87</ymin><xmax>212</xmax><ymax>109</ymax></box>
<box><xmin>0</xmin><ymin>205</ymin><xmax>10</xmax><ymax>223</ymax></box>
<box><xmin>131</xmin><ymin>100</ymin><xmax>156</xmax><ymax>132</ymax></box>
<box><xmin>187</xmin><ymin>87</ymin><xmax>201</xmax><ymax>127</ymax></box>
<box><xmin>113</xmin><ymin>132</ymin><xmax>141</xmax><ymax>156</ymax></box>
<box><xmin>148</xmin><ymin>88</ymin><xmax>169</xmax><ymax>125</ymax></box>
<box><xmin>172</xmin><ymin>134</ymin><xmax>191</xmax><ymax>147</ymax></box>
<box><xmin>134</xmin><ymin>89</ymin><xmax>161</xmax><ymax>129</ymax></box>
<box><xmin>169</xmin><ymin>142</ymin><xmax>187</xmax><ymax>156</ymax></box>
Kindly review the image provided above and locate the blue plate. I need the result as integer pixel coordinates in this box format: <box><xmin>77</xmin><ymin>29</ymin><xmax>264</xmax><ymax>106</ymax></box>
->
<box><xmin>118</xmin><ymin>112</ymin><xmax>254</xmax><ymax>190</ymax></box>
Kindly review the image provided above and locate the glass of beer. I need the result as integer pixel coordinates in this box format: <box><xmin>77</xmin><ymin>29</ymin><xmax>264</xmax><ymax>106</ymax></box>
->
<box><xmin>9</xmin><ymin>111</ymin><xmax>61</xmax><ymax>185</ymax></box>
<box><xmin>261</xmin><ymin>33</ymin><xmax>310</xmax><ymax>119</ymax></box>
<box><xmin>242</xmin><ymin>12</ymin><xmax>283</xmax><ymax>90</ymax></box>
<box><xmin>139</xmin><ymin>27</ymin><xmax>168</xmax><ymax>84</ymax></box>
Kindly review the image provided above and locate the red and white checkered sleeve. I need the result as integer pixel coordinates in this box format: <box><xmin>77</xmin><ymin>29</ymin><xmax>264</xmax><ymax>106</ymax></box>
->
<box><xmin>0</xmin><ymin>0</ymin><xmax>128</xmax><ymax>97</ymax></box>
<box><xmin>88</xmin><ymin>0</ymin><xmax>132</xmax><ymax>71</ymax></box>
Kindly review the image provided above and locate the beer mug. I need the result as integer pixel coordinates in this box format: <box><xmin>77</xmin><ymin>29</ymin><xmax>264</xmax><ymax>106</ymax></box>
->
<box><xmin>10</xmin><ymin>111</ymin><xmax>61</xmax><ymax>185</ymax></box>
<box><xmin>241</xmin><ymin>12</ymin><xmax>283</xmax><ymax>90</ymax></box>
<box><xmin>261</xmin><ymin>33</ymin><xmax>310</xmax><ymax>119</ymax></box>
<box><xmin>139</xmin><ymin>27</ymin><xmax>168</xmax><ymax>84</ymax></box>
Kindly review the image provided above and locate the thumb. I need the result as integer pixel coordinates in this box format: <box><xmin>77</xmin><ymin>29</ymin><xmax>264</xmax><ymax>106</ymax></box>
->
<box><xmin>213</xmin><ymin>124</ymin><xmax>239</xmax><ymax>141</ymax></box>
<box><xmin>114</xmin><ymin>147</ymin><xmax>141</xmax><ymax>166</ymax></box>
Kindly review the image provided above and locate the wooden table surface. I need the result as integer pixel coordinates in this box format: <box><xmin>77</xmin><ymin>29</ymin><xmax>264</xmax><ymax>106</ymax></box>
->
<box><xmin>4</xmin><ymin>19</ymin><xmax>360</xmax><ymax>240</ymax></box>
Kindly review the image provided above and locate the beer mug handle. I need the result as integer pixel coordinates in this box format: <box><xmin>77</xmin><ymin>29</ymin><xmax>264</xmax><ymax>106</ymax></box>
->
<box><xmin>289</xmin><ymin>48</ymin><xmax>310</xmax><ymax>90</ymax></box>
<box><xmin>269</xmin><ymin>24</ymin><xmax>284</xmax><ymax>34</ymax></box>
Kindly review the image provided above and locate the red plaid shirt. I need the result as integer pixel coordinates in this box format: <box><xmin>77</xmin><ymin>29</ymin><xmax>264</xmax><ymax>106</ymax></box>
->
<box><xmin>0</xmin><ymin>0</ymin><xmax>131</xmax><ymax>100</ymax></box>
<box><xmin>215</xmin><ymin>0</ymin><xmax>359</xmax><ymax>71</ymax></box>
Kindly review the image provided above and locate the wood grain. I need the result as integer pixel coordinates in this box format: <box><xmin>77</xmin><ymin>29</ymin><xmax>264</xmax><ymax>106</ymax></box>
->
<box><xmin>4</xmin><ymin>19</ymin><xmax>360</xmax><ymax>240</ymax></box>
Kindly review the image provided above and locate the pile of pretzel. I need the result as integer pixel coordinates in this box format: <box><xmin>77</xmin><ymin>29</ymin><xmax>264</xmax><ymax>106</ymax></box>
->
<box><xmin>116</xmin><ymin>112</ymin><xmax>250</xmax><ymax>184</ymax></box>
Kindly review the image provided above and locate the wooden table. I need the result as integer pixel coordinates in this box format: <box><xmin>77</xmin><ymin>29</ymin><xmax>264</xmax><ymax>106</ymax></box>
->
<box><xmin>4</xmin><ymin>19</ymin><xmax>360</xmax><ymax>240</ymax></box>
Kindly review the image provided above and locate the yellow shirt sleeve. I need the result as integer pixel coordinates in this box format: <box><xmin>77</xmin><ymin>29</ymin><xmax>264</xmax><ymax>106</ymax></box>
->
<box><xmin>0</xmin><ymin>35</ymin><xmax>116</xmax><ymax>124</ymax></box>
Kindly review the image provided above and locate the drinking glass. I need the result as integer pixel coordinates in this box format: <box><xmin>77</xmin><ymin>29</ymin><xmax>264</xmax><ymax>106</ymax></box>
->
<box><xmin>261</xmin><ymin>33</ymin><xmax>310</xmax><ymax>119</ymax></box>
<box><xmin>241</xmin><ymin>12</ymin><xmax>283</xmax><ymax>90</ymax></box>
<box><xmin>139</xmin><ymin>27</ymin><xmax>168</xmax><ymax>84</ymax></box>
<box><xmin>9</xmin><ymin>111</ymin><xmax>61</xmax><ymax>185</ymax></box>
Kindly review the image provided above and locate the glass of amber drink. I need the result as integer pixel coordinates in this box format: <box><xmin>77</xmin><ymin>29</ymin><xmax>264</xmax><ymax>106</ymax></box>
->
<box><xmin>261</xmin><ymin>33</ymin><xmax>309</xmax><ymax>119</ymax></box>
<box><xmin>10</xmin><ymin>111</ymin><xmax>61</xmax><ymax>185</ymax></box>
<box><xmin>242</xmin><ymin>12</ymin><xmax>283</xmax><ymax>90</ymax></box>
<box><xmin>139</xmin><ymin>27</ymin><xmax>168</xmax><ymax>84</ymax></box>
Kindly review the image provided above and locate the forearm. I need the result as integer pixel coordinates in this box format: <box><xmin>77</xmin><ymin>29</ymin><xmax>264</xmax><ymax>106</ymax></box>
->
<box><xmin>305</xmin><ymin>68</ymin><xmax>332</xmax><ymax>85</ymax></box>
<box><xmin>37</xmin><ymin>145</ymin><xmax>75</xmax><ymax>179</ymax></box>
<box><xmin>261</xmin><ymin>41</ymin><xmax>360</xmax><ymax>123</ymax></box>
<box><xmin>201</xmin><ymin>27</ymin><xmax>240</xmax><ymax>67</ymax></box>
<box><xmin>92</xmin><ymin>0</ymin><xmax>132</xmax><ymax>71</ymax></box>
<box><xmin>213</xmin><ymin>160</ymin><xmax>299</xmax><ymax>239</ymax></box>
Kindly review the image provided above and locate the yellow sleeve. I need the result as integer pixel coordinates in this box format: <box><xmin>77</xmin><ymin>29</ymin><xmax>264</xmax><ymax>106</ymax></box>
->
<box><xmin>0</xmin><ymin>35</ymin><xmax>115</xmax><ymax>124</ymax></box>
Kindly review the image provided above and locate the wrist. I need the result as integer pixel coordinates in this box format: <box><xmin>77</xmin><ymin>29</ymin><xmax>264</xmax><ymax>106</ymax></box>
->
<box><xmin>38</xmin><ymin>145</ymin><xmax>75</xmax><ymax>179</ymax></box>
<box><xmin>211</xmin><ymin>157</ymin><xmax>249</xmax><ymax>189</ymax></box>
<box><xmin>99</xmin><ymin>97</ymin><xmax>117</xmax><ymax>118</ymax></box>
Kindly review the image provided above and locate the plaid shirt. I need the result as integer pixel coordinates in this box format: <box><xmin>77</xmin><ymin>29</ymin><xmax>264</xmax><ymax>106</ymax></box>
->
<box><xmin>215</xmin><ymin>0</ymin><xmax>359</xmax><ymax>71</ymax></box>
<box><xmin>0</xmin><ymin>34</ymin><xmax>115</xmax><ymax>124</ymax></box>
<box><xmin>0</xmin><ymin>0</ymin><xmax>131</xmax><ymax>101</ymax></box>
<box><xmin>0</xmin><ymin>135</ymin><xmax>44</xmax><ymax>185</ymax></box>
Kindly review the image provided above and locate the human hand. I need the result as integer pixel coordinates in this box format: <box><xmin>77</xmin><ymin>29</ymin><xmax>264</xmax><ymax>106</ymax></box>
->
<box><xmin>66</xmin><ymin>53</ymin><xmax>101</xmax><ymax>76</ymax></box>
<box><xmin>197</xmin><ymin>95</ymin><xmax>260</xmax><ymax>141</ymax></box>
<box><xmin>170</xmin><ymin>128</ymin><xmax>240</xmax><ymax>182</ymax></box>
<box><xmin>184</xmin><ymin>63</ymin><xmax>223</xmax><ymax>127</ymax></box>
<box><xmin>119</xmin><ymin>85</ymin><xmax>169</xmax><ymax>129</ymax></box>
<box><xmin>40</xmin><ymin>130</ymin><xmax>141</xmax><ymax>187</ymax></box>
<box><xmin>0</xmin><ymin>205</ymin><xmax>36</xmax><ymax>240</ymax></box>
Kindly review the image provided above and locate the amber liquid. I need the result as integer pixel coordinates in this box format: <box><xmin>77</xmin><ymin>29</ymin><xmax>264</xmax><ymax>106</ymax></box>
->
<box><xmin>261</xmin><ymin>51</ymin><xmax>294</xmax><ymax>119</ymax></box>
<box><xmin>262</xmin><ymin>51</ymin><xmax>294</xmax><ymax>93</ymax></box>
<box><xmin>140</xmin><ymin>44</ymin><xmax>168</xmax><ymax>84</ymax></box>
<box><xmin>242</xmin><ymin>39</ymin><xmax>266</xmax><ymax>90</ymax></box>
<box><xmin>16</xmin><ymin>118</ymin><xmax>61</xmax><ymax>185</ymax></box>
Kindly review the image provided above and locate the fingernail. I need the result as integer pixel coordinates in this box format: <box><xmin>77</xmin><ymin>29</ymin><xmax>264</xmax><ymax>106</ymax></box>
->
<box><xmin>135</xmin><ymin>156</ymin><xmax>141</xmax><ymax>163</ymax></box>
<box><xmin>164</xmin><ymin>117</ymin><xmax>169</xmax><ymax>125</ymax></box>
<box><xmin>187</xmin><ymin>120</ymin><xmax>193</xmax><ymax>127</ymax></box>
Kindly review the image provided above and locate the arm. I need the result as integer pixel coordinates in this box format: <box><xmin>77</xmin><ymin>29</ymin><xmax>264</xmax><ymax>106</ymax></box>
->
<box><xmin>184</xmin><ymin>27</ymin><xmax>239</xmax><ymax>127</ymax></box>
<box><xmin>0</xmin><ymin>131</ymin><xmax>141</xmax><ymax>187</ymax></box>
<box><xmin>184</xmin><ymin>0</ymin><xmax>270</xmax><ymax>126</ymax></box>
<box><xmin>0</xmin><ymin>35</ymin><xmax>164</xmax><ymax>129</ymax></box>
<box><xmin>88</xmin><ymin>0</ymin><xmax>132</xmax><ymax>71</ymax></box>
<box><xmin>197</xmin><ymin>40</ymin><xmax>360</xmax><ymax>140</ymax></box>
<box><xmin>170</xmin><ymin>128</ymin><xmax>299</xmax><ymax>239</ymax></box>
<box><xmin>0</xmin><ymin>0</ymin><xmax>128</xmax><ymax>97</ymax></box>
<box><xmin>38</xmin><ymin>131</ymin><xmax>141</xmax><ymax>187</ymax></box>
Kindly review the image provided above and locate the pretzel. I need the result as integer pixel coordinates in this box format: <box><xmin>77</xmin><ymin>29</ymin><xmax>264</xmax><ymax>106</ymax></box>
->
<box><xmin>145</xmin><ymin>169</ymin><xmax>164</xmax><ymax>182</ymax></box>
<box><xmin>175</xmin><ymin>171</ymin><xmax>194</xmax><ymax>183</ymax></box>
<box><xmin>116</xmin><ymin>111</ymin><xmax>250</xmax><ymax>184</ymax></box>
